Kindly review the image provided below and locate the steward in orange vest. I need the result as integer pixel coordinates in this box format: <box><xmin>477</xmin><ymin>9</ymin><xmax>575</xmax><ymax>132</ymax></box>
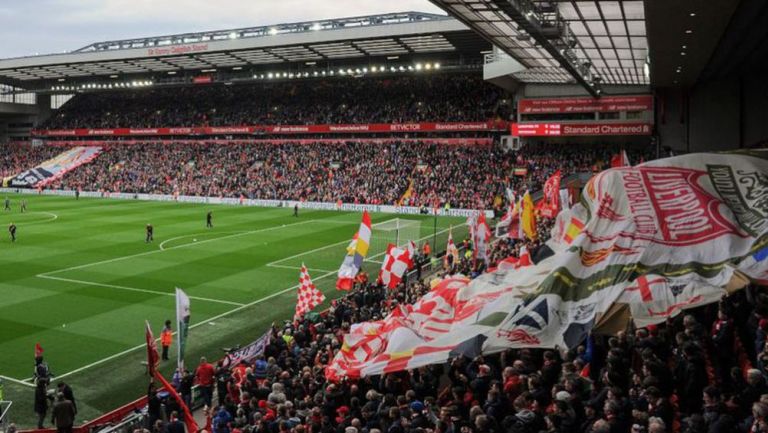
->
<box><xmin>161</xmin><ymin>320</ymin><xmax>172</xmax><ymax>361</ymax></box>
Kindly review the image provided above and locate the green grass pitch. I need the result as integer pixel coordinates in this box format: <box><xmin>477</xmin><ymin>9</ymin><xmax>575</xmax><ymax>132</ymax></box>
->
<box><xmin>0</xmin><ymin>193</ymin><xmax>466</xmax><ymax>428</ymax></box>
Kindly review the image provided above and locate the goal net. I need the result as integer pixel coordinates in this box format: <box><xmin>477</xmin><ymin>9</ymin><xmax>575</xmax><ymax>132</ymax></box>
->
<box><xmin>367</xmin><ymin>218</ymin><xmax>423</xmax><ymax>262</ymax></box>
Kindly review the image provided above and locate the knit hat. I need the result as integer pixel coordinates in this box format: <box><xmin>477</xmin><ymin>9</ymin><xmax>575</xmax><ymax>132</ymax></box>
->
<box><xmin>410</xmin><ymin>401</ymin><xmax>425</xmax><ymax>412</ymax></box>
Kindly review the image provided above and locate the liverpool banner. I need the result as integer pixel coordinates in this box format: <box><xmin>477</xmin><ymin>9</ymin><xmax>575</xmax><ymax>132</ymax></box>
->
<box><xmin>327</xmin><ymin>150</ymin><xmax>768</xmax><ymax>379</ymax></box>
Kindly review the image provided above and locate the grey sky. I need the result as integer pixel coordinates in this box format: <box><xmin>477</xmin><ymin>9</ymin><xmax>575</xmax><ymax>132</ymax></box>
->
<box><xmin>0</xmin><ymin>0</ymin><xmax>445</xmax><ymax>59</ymax></box>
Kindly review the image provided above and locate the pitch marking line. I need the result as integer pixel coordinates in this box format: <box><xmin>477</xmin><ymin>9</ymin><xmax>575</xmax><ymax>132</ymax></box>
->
<box><xmin>158</xmin><ymin>230</ymin><xmax>246</xmax><ymax>251</ymax></box>
<box><xmin>39</xmin><ymin>219</ymin><xmax>325</xmax><ymax>277</ymax></box>
<box><xmin>1</xmin><ymin>211</ymin><xmax>58</xmax><ymax>226</ymax></box>
<box><xmin>36</xmin><ymin>275</ymin><xmax>244</xmax><ymax>307</ymax></box>
<box><xmin>49</xmin><ymin>269</ymin><xmax>339</xmax><ymax>382</ymax></box>
<box><xmin>266</xmin><ymin>263</ymin><xmax>337</xmax><ymax>273</ymax></box>
<box><xmin>156</xmin><ymin>221</ymin><xmax>352</xmax><ymax>251</ymax></box>
<box><xmin>0</xmin><ymin>374</ymin><xmax>36</xmax><ymax>387</ymax></box>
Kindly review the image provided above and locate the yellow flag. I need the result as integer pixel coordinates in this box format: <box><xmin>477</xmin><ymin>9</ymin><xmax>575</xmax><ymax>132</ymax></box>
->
<box><xmin>522</xmin><ymin>190</ymin><xmax>537</xmax><ymax>240</ymax></box>
<box><xmin>399</xmin><ymin>179</ymin><xmax>414</xmax><ymax>205</ymax></box>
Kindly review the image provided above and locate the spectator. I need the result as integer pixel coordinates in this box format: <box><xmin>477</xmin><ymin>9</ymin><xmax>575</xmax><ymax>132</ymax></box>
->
<box><xmin>196</xmin><ymin>356</ymin><xmax>216</xmax><ymax>407</ymax></box>
<box><xmin>51</xmin><ymin>392</ymin><xmax>76</xmax><ymax>433</ymax></box>
<box><xmin>43</xmin><ymin>75</ymin><xmax>511</xmax><ymax>129</ymax></box>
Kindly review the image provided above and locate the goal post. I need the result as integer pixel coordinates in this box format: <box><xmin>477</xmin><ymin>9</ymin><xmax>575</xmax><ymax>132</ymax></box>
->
<box><xmin>367</xmin><ymin>218</ymin><xmax>422</xmax><ymax>261</ymax></box>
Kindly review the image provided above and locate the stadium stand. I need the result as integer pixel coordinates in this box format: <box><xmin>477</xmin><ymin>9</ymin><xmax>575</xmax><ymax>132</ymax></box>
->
<box><xmin>43</xmin><ymin>75</ymin><xmax>510</xmax><ymax>129</ymax></box>
<box><xmin>42</xmin><ymin>142</ymin><xmax>649</xmax><ymax>209</ymax></box>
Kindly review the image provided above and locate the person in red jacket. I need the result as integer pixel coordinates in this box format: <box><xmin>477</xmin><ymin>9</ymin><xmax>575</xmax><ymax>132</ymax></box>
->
<box><xmin>195</xmin><ymin>356</ymin><xmax>215</xmax><ymax>406</ymax></box>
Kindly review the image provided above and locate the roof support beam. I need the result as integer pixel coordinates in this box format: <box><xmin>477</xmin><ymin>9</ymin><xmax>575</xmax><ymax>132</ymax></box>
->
<box><xmin>488</xmin><ymin>0</ymin><xmax>599</xmax><ymax>97</ymax></box>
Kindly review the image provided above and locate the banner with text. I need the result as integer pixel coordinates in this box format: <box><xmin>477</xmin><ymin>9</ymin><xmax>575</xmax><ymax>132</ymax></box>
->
<box><xmin>0</xmin><ymin>187</ymin><xmax>493</xmax><ymax>219</ymax></box>
<box><xmin>39</xmin><ymin>138</ymin><xmax>494</xmax><ymax>147</ymax></box>
<box><xmin>511</xmin><ymin>122</ymin><xmax>652</xmax><ymax>137</ymax></box>
<box><xmin>518</xmin><ymin>95</ymin><xmax>653</xmax><ymax>114</ymax></box>
<box><xmin>32</xmin><ymin>121</ymin><xmax>507</xmax><ymax>137</ymax></box>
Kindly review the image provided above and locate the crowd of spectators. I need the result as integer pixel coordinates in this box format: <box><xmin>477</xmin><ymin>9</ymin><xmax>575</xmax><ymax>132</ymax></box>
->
<box><xmin>0</xmin><ymin>143</ymin><xmax>61</xmax><ymax>179</ymax></box>
<box><xmin>43</xmin><ymin>75</ymin><xmax>510</xmax><ymax>129</ymax></box>
<box><xmin>143</xmin><ymin>211</ymin><xmax>768</xmax><ymax>433</ymax></box>
<box><xmin>46</xmin><ymin>142</ymin><xmax>650</xmax><ymax>209</ymax></box>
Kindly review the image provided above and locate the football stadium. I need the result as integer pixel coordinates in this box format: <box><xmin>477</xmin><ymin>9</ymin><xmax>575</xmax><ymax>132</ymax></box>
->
<box><xmin>0</xmin><ymin>1</ymin><xmax>767</xmax><ymax>433</ymax></box>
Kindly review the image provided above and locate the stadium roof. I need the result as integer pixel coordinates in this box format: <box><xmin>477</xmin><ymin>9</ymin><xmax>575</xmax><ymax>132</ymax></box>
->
<box><xmin>430</xmin><ymin>0</ymin><xmax>650</xmax><ymax>93</ymax></box>
<box><xmin>3</xmin><ymin>2</ymin><xmax>745</xmax><ymax>93</ymax></box>
<box><xmin>0</xmin><ymin>12</ymin><xmax>489</xmax><ymax>88</ymax></box>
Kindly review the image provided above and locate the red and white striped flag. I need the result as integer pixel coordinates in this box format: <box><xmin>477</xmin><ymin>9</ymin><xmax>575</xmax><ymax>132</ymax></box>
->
<box><xmin>475</xmin><ymin>213</ymin><xmax>492</xmax><ymax>264</ymax></box>
<box><xmin>445</xmin><ymin>229</ymin><xmax>459</xmax><ymax>265</ymax></box>
<box><xmin>295</xmin><ymin>265</ymin><xmax>326</xmax><ymax>319</ymax></box>
<box><xmin>406</xmin><ymin>240</ymin><xmax>418</xmax><ymax>269</ymax></box>
<box><xmin>378</xmin><ymin>244</ymin><xmax>413</xmax><ymax>289</ymax></box>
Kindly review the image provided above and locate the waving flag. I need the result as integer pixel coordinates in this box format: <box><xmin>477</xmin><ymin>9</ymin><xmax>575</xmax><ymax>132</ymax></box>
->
<box><xmin>327</xmin><ymin>151</ymin><xmax>768</xmax><ymax>380</ymax></box>
<box><xmin>445</xmin><ymin>228</ymin><xmax>459</xmax><ymax>266</ymax></box>
<box><xmin>378</xmin><ymin>244</ymin><xmax>413</xmax><ymax>289</ymax></box>
<box><xmin>296</xmin><ymin>265</ymin><xmax>326</xmax><ymax>319</ymax></box>
<box><xmin>475</xmin><ymin>213</ymin><xmax>492</xmax><ymax>264</ymax></box>
<box><xmin>406</xmin><ymin>240</ymin><xmax>418</xmax><ymax>269</ymax></box>
<box><xmin>337</xmin><ymin>211</ymin><xmax>372</xmax><ymax>290</ymax></box>
<box><xmin>145</xmin><ymin>321</ymin><xmax>159</xmax><ymax>376</ymax></box>
<box><xmin>175</xmin><ymin>288</ymin><xmax>191</xmax><ymax>372</ymax></box>
<box><xmin>518</xmin><ymin>246</ymin><xmax>532</xmax><ymax>267</ymax></box>
<box><xmin>610</xmin><ymin>150</ymin><xmax>631</xmax><ymax>168</ymax></box>
<box><xmin>34</xmin><ymin>343</ymin><xmax>44</xmax><ymax>358</ymax></box>
<box><xmin>399</xmin><ymin>179</ymin><xmax>415</xmax><ymax>205</ymax></box>
<box><xmin>538</xmin><ymin>170</ymin><xmax>561</xmax><ymax>218</ymax></box>
<box><xmin>563</xmin><ymin>217</ymin><xmax>585</xmax><ymax>244</ymax></box>
<box><xmin>521</xmin><ymin>191</ymin><xmax>537</xmax><ymax>240</ymax></box>
<box><xmin>498</xmin><ymin>195</ymin><xmax>516</xmax><ymax>227</ymax></box>
<box><xmin>498</xmin><ymin>198</ymin><xmax>521</xmax><ymax>239</ymax></box>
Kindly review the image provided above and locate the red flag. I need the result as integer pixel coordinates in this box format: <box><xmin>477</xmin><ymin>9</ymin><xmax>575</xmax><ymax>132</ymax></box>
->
<box><xmin>35</xmin><ymin>343</ymin><xmax>44</xmax><ymax>358</ymax></box>
<box><xmin>518</xmin><ymin>246</ymin><xmax>532</xmax><ymax>267</ymax></box>
<box><xmin>611</xmin><ymin>150</ymin><xmax>631</xmax><ymax>168</ymax></box>
<box><xmin>145</xmin><ymin>321</ymin><xmax>159</xmax><ymax>376</ymax></box>
<box><xmin>537</xmin><ymin>170</ymin><xmax>561</xmax><ymax>218</ymax></box>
